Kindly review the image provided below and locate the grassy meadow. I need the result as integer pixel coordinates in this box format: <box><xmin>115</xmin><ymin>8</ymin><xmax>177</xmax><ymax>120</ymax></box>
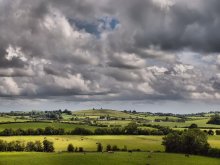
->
<box><xmin>0</xmin><ymin>122</ymin><xmax>99</xmax><ymax>132</ymax></box>
<box><xmin>0</xmin><ymin>135</ymin><xmax>219</xmax><ymax>152</ymax></box>
<box><xmin>0</xmin><ymin>135</ymin><xmax>163</xmax><ymax>152</ymax></box>
<box><xmin>0</xmin><ymin>152</ymin><xmax>220</xmax><ymax>165</ymax></box>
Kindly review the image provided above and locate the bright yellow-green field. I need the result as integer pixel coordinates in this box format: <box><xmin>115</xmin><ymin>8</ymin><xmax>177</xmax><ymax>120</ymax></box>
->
<box><xmin>0</xmin><ymin>135</ymin><xmax>219</xmax><ymax>152</ymax></box>
<box><xmin>208</xmin><ymin>136</ymin><xmax>220</xmax><ymax>148</ymax></box>
<box><xmin>0</xmin><ymin>135</ymin><xmax>163</xmax><ymax>152</ymax></box>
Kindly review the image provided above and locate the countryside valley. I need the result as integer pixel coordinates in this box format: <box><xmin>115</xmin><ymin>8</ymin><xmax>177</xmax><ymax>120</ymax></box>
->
<box><xmin>0</xmin><ymin>109</ymin><xmax>220</xmax><ymax>165</ymax></box>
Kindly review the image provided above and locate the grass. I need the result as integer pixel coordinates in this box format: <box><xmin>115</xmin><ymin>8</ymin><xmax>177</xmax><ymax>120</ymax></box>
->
<box><xmin>151</xmin><ymin>119</ymin><xmax>220</xmax><ymax>128</ymax></box>
<box><xmin>0</xmin><ymin>135</ymin><xmax>163</xmax><ymax>152</ymax></box>
<box><xmin>0</xmin><ymin>116</ymin><xmax>29</xmax><ymax>123</ymax></box>
<box><xmin>0</xmin><ymin>135</ymin><xmax>219</xmax><ymax>152</ymax></box>
<box><xmin>0</xmin><ymin>152</ymin><xmax>219</xmax><ymax>165</ymax></box>
<box><xmin>208</xmin><ymin>136</ymin><xmax>220</xmax><ymax>148</ymax></box>
<box><xmin>0</xmin><ymin>122</ymin><xmax>98</xmax><ymax>131</ymax></box>
<box><xmin>73</xmin><ymin>109</ymin><xmax>132</xmax><ymax>118</ymax></box>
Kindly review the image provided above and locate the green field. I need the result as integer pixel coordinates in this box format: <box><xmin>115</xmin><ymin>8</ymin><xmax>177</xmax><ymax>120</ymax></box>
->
<box><xmin>73</xmin><ymin>109</ymin><xmax>132</xmax><ymax>118</ymax></box>
<box><xmin>0</xmin><ymin>135</ymin><xmax>219</xmax><ymax>152</ymax></box>
<box><xmin>0</xmin><ymin>135</ymin><xmax>163</xmax><ymax>152</ymax></box>
<box><xmin>0</xmin><ymin>116</ymin><xmax>29</xmax><ymax>123</ymax></box>
<box><xmin>149</xmin><ymin>119</ymin><xmax>220</xmax><ymax>128</ymax></box>
<box><xmin>0</xmin><ymin>152</ymin><xmax>219</xmax><ymax>165</ymax></box>
<box><xmin>0</xmin><ymin>122</ymin><xmax>98</xmax><ymax>131</ymax></box>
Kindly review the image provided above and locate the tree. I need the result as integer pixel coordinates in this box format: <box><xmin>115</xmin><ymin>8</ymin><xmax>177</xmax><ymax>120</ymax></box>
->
<box><xmin>207</xmin><ymin>114</ymin><xmax>220</xmax><ymax>125</ymax></box>
<box><xmin>26</xmin><ymin>141</ymin><xmax>35</xmax><ymax>151</ymax></box>
<box><xmin>106</xmin><ymin>144</ymin><xmax>111</xmax><ymax>151</ymax></box>
<box><xmin>97</xmin><ymin>143</ymin><xmax>103</xmax><ymax>152</ymax></box>
<box><xmin>35</xmin><ymin>128</ymin><xmax>44</xmax><ymax>135</ymax></box>
<box><xmin>112</xmin><ymin>145</ymin><xmax>119</xmax><ymax>151</ymax></box>
<box><xmin>208</xmin><ymin>130</ymin><xmax>214</xmax><ymax>136</ymax></box>
<box><xmin>67</xmin><ymin>144</ymin><xmax>74</xmax><ymax>152</ymax></box>
<box><xmin>43</xmin><ymin>139</ymin><xmax>54</xmax><ymax>152</ymax></box>
<box><xmin>125</xmin><ymin>122</ymin><xmax>138</xmax><ymax>134</ymax></box>
<box><xmin>0</xmin><ymin>140</ymin><xmax>7</xmax><ymax>151</ymax></box>
<box><xmin>162</xmin><ymin>132</ymin><xmax>182</xmax><ymax>153</ymax></box>
<box><xmin>188</xmin><ymin>123</ymin><xmax>198</xmax><ymax>129</ymax></box>
<box><xmin>71</xmin><ymin>128</ymin><xmax>93</xmax><ymax>135</ymax></box>
<box><xmin>34</xmin><ymin>141</ymin><xmax>43</xmax><ymax>152</ymax></box>
<box><xmin>162</xmin><ymin>129</ymin><xmax>210</xmax><ymax>155</ymax></box>
<box><xmin>181</xmin><ymin>129</ymin><xmax>210</xmax><ymax>155</ymax></box>
<box><xmin>79</xmin><ymin>147</ymin><xmax>84</xmax><ymax>152</ymax></box>
<box><xmin>44</xmin><ymin>127</ymin><xmax>55</xmax><ymax>135</ymax></box>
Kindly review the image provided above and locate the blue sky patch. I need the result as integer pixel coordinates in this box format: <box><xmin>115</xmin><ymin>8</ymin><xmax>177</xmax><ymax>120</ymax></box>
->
<box><xmin>69</xmin><ymin>16</ymin><xmax>119</xmax><ymax>37</ymax></box>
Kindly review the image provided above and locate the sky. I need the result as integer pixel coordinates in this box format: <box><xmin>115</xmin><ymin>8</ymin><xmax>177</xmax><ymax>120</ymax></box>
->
<box><xmin>0</xmin><ymin>0</ymin><xmax>220</xmax><ymax>113</ymax></box>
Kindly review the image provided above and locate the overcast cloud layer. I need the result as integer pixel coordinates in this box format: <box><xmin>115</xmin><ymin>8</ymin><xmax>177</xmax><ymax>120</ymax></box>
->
<box><xmin>1</xmin><ymin>0</ymin><xmax>220</xmax><ymax>108</ymax></box>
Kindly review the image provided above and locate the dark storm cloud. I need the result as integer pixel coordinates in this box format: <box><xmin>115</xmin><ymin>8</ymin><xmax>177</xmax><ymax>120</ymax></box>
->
<box><xmin>0</xmin><ymin>0</ymin><xmax>220</xmax><ymax>102</ymax></box>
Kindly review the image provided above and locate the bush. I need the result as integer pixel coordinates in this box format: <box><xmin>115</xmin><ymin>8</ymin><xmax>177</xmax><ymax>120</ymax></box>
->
<box><xmin>0</xmin><ymin>140</ymin><xmax>7</xmax><ymax>151</ymax></box>
<box><xmin>208</xmin><ymin>130</ymin><xmax>214</xmax><ymax>136</ymax></box>
<box><xmin>79</xmin><ymin>147</ymin><xmax>84</xmax><ymax>152</ymax></box>
<box><xmin>106</xmin><ymin>144</ymin><xmax>111</xmax><ymax>151</ymax></box>
<box><xmin>26</xmin><ymin>142</ymin><xmax>35</xmax><ymax>152</ymax></box>
<box><xmin>188</xmin><ymin>123</ymin><xmax>198</xmax><ymax>129</ymax></box>
<box><xmin>43</xmin><ymin>139</ymin><xmax>54</xmax><ymax>152</ymax></box>
<box><xmin>207</xmin><ymin>114</ymin><xmax>220</xmax><ymax>125</ymax></box>
<box><xmin>70</xmin><ymin>128</ymin><xmax>93</xmax><ymax>135</ymax></box>
<box><xmin>34</xmin><ymin>141</ymin><xmax>43</xmax><ymax>152</ymax></box>
<box><xmin>97</xmin><ymin>143</ymin><xmax>103</xmax><ymax>152</ymax></box>
<box><xmin>67</xmin><ymin>144</ymin><xmax>74</xmax><ymax>152</ymax></box>
<box><xmin>208</xmin><ymin>148</ymin><xmax>220</xmax><ymax>157</ymax></box>
<box><xmin>112</xmin><ymin>145</ymin><xmax>119</xmax><ymax>151</ymax></box>
<box><xmin>121</xmin><ymin>145</ymin><xmax>127</xmax><ymax>151</ymax></box>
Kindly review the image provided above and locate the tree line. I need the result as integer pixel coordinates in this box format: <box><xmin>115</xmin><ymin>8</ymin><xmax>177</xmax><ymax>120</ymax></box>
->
<box><xmin>0</xmin><ymin>123</ymin><xmax>182</xmax><ymax>136</ymax></box>
<box><xmin>0</xmin><ymin>139</ymin><xmax>54</xmax><ymax>152</ymax></box>
<box><xmin>1</xmin><ymin>123</ymin><xmax>219</xmax><ymax>136</ymax></box>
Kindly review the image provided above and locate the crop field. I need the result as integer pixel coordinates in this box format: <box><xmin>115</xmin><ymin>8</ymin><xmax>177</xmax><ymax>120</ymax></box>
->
<box><xmin>0</xmin><ymin>152</ymin><xmax>220</xmax><ymax>165</ymax></box>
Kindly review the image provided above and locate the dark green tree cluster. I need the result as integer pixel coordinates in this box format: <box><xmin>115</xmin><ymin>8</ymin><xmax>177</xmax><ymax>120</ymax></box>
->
<box><xmin>97</xmin><ymin>143</ymin><xmax>103</xmax><ymax>152</ymax></box>
<box><xmin>162</xmin><ymin>129</ymin><xmax>210</xmax><ymax>155</ymax></box>
<box><xmin>0</xmin><ymin>123</ymin><xmax>180</xmax><ymax>136</ymax></box>
<box><xmin>162</xmin><ymin>128</ymin><xmax>220</xmax><ymax>157</ymax></box>
<box><xmin>0</xmin><ymin>139</ymin><xmax>54</xmax><ymax>152</ymax></box>
<box><xmin>207</xmin><ymin>114</ymin><xmax>220</xmax><ymax>125</ymax></box>
<box><xmin>0</xmin><ymin>127</ymin><xmax>64</xmax><ymax>136</ymax></box>
<box><xmin>67</xmin><ymin>144</ymin><xmax>84</xmax><ymax>152</ymax></box>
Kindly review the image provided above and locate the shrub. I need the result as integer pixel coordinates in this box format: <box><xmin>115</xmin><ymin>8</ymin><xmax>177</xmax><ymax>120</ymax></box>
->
<box><xmin>208</xmin><ymin>148</ymin><xmax>220</xmax><ymax>157</ymax></box>
<box><xmin>67</xmin><ymin>144</ymin><xmax>74</xmax><ymax>152</ymax></box>
<box><xmin>43</xmin><ymin>139</ymin><xmax>54</xmax><ymax>152</ymax></box>
<box><xmin>79</xmin><ymin>147</ymin><xmax>84</xmax><ymax>152</ymax></box>
<box><xmin>112</xmin><ymin>145</ymin><xmax>119</xmax><ymax>151</ymax></box>
<box><xmin>97</xmin><ymin>143</ymin><xmax>103</xmax><ymax>152</ymax></box>
<box><xmin>106</xmin><ymin>144</ymin><xmax>111</xmax><ymax>151</ymax></box>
